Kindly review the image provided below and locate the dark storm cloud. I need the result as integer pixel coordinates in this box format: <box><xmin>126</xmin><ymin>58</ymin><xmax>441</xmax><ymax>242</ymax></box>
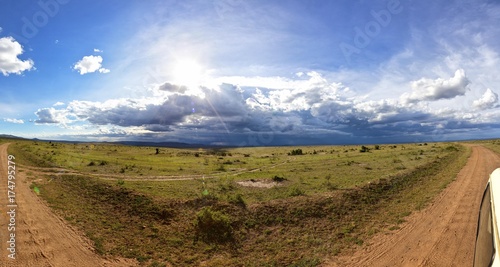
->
<box><xmin>158</xmin><ymin>82</ymin><xmax>188</xmax><ymax>93</ymax></box>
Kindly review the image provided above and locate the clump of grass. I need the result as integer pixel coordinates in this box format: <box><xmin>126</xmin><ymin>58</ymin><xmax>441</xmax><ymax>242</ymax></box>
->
<box><xmin>325</xmin><ymin>175</ymin><xmax>338</xmax><ymax>190</ymax></box>
<box><xmin>288</xmin><ymin>186</ymin><xmax>305</xmax><ymax>197</ymax></box>
<box><xmin>216</xmin><ymin>165</ymin><xmax>226</xmax><ymax>172</ymax></box>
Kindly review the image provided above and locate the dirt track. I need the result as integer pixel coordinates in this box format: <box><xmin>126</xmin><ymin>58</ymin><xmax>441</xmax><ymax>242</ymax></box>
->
<box><xmin>0</xmin><ymin>143</ymin><xmax>136</xmax><ymax>267</ymax></box>
<box><xmin>329</xmin><ymin>145</ymin><xmax>500</xmax><ymax>267</ymax></box>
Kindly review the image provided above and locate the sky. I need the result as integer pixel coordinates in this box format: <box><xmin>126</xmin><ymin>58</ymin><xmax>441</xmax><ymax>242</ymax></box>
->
<box><xmin>1</xmin><ymin>0</ymin><xmax>500</xmax><ymax>146</ymax></box>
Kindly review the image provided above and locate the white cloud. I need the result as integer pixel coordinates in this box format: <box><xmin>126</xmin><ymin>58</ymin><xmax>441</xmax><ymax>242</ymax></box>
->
<box><xmin>402</xmin><ymin>69</ymin><xmax>470</xmax><ymax>103</ymax></box>
<box><xmin>0</xmin><ymin>37</ymin><xmax>34</xmax><ymax>76</ymax></box>
<box><xmin>98</xmin><ymin>68</ymin><xmax>110</xmax><ymax>73</ymax></box>
<box><xmin>34</xmin><ymin>107</ymin><xmax>70</xmax><ymax>124</ymax></box>
<box><xmin>53</xmin><ymin>101</ymin><xmax>65</xmax><ymax>106</ymax></box>
<box><xmin>73</xmin><ymin>55</ymin><xmax>110</xmax><ymax>75</ymax></box>
<box><xmin>473</xmin><ymin>88</ymin><xmax>499</xmax><ymax>110</ymax></box>
<box><xmin>94</xmin><ymin>48</ymin><xmax>103</xmax><ymax>53</ymax></box>
<box><xmin>4</xmin><ymin>118</ymin><xmax>24</xmax><ymax>124</ymax></box>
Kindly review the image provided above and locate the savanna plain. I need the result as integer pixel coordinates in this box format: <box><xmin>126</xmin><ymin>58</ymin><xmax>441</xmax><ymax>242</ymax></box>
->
<box><xmin>5</xmin><ymin>138</ymin><xmax>497</xmax><ymax>266</ymax></box>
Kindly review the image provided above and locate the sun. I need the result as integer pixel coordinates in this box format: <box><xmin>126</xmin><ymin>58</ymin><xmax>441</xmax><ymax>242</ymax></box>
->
<box><xmin>171</xmin><ymin>59</ymin><xmax>204</xmax><ymax>88</ymax></box>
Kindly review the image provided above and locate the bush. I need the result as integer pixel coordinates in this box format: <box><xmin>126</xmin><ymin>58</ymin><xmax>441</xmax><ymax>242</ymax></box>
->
<box><xmin>289</xmin><ymin>149</ymin><xmax>303</xmax><ymax>155</ymax></box>
<box><xmin>445</xmin><ymin>145</ymin><xmax>459</xmax><ymax>152</ymax></box>
<box><xmin>272</xmin><ymin>175</ymin><xmax>287</xmax><ymax>182</ymax></box>
<box><xmin>194</xmin><ymin>207</ymin><xmax>233</xmax><ymax>243</ymax></box>
<box><xmin>359</xmin><ymin>146</ymin><xmax>370</xmax><ymax>153</ymax></box>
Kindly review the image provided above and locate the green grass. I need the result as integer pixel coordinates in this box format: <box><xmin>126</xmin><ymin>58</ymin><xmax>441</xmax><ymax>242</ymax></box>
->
<box><xmin>10</xmin><ymin>140</ymin><xmax>456</xmax><ymax>203</ymax></box>
<box><xmin>475</xmin><ymin>139</ymin><xmax>500</xmax><ymax>154</ymax></box>
<box><xmin>7</xmin><ymin>139</ymin><xmax>473</xmax><ymax>266</ymax></box>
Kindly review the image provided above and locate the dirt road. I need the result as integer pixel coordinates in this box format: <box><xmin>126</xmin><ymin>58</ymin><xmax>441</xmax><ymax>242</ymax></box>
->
<box><xmin>0</xmin><ymin>143</ymin><xmax>136</xmax><ymax>267</ymax></box>
<box><xmin>329</xmin><ymin>145</ymin><xmax>500</xmax><ymax>267</ymax></box>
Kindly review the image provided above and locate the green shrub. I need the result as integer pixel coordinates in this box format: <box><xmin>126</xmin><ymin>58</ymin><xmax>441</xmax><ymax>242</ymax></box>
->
<box><xmin>194</xmin><ymin>207</ymin><xmax>233</xmax><ymax>243</ymax></box>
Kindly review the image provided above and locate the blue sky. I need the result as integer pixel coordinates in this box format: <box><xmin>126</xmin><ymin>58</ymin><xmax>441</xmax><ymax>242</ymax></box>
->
<box><xmin>1</xmin><ymin>0</ymin><xmax>500</xmax><ymax>146</ymax></box>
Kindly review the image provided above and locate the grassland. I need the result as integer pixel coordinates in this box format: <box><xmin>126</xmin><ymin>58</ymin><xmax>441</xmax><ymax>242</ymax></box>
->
<box><xmin>7</xmin><ymin>139</ymin><xmax>473</xmax><ymax>266</ymax></box>
<box><xmin>474</xmin><ymin>139</ymin><xmax>500</xmax><ymax>154</ymax></box>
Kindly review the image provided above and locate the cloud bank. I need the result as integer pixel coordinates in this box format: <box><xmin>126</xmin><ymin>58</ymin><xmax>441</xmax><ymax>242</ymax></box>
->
<box><xmin>34</xmin><ymin>70</ymin><xmax>500</xmax><ymax>145</ymax></box>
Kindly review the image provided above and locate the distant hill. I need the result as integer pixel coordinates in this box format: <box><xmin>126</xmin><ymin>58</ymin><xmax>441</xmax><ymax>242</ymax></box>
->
<box><xmin>0</xmin><ymin>134</ymin><xmax>25</xmax><ymax>140</ymax></box>
<box><xmin>0</xmin><ymin>135</ymin><xmax>212</xmax><ymax>148</ymax></box>
<box><xmin>116</xmin><ymin>141</ymin><xmax>211</xmax><ymax>148</ymax></box>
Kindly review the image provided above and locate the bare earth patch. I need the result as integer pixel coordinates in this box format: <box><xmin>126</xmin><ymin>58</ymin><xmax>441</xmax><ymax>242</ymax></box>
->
<box><xmin>237</xmin><ymin>179</ymin><xmax>282</xmax><ymax>188</ymax></box>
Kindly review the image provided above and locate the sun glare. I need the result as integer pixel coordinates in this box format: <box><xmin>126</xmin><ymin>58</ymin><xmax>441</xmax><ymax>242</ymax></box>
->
<box><xmin>171</xmin><ymin>59</ymin><xmax>204</xmax><ymax>88</ymax></box>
